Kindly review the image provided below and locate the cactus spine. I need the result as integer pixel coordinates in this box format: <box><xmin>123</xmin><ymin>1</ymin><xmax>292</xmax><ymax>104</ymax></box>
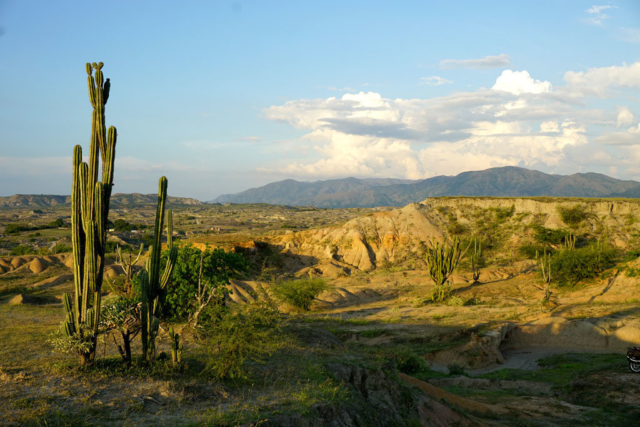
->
<box><xmin>63</xmin><ymin>62</ymin><xmax>117</xmax><ymax>365</ymax></box>
<box><xmin>140</xmin><ymin>177</ymin><xmax>178</xmax><ymax>361</ymax></box>
<box><xmin>425</xmin><ymin>236</ymin><xmax>468</xmax><ymax>302</ymax></box>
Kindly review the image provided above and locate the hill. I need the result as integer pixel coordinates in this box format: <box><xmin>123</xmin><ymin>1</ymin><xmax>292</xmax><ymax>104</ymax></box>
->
<box><xmin>0</xmin><ymin>193</ymin><xmax>203</xmax><ymax>208</ymax></box>
<box><xmin>211</xmin><ymin>167</ymin><xmax>640</xmax><ymax>208</ymax></box>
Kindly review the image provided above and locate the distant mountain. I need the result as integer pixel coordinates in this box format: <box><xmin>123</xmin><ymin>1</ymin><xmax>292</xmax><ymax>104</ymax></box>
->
<box><xmin>0</xmin><ymin>193</ymin><xmax>203</xmax><ymax>208</ymax></box>
<box><xmin>210</xmin><ymin>177</ymin><xmax>417</xmax><ymax>206</ymax></box>
<box><xmin>209</xmin><ymin>167</ymin><xmax>640</xmax><ymax>208</ymax></box>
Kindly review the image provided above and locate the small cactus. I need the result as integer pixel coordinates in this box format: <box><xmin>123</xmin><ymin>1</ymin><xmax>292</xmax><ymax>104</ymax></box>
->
<box><xmin>140</xmin><ymin>177</ymin><xmax>178</xmax><ymax>362</ymax></box>
<box><xmin>170</xmin><ymin>327</ymin><xmax>183</xmax><ymax>365</ymax></box>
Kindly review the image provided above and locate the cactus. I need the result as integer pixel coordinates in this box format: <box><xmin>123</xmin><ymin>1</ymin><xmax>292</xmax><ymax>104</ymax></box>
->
<box><xmin>470</xmin><ymin>238</ymin><xmax>483</xmax><ymax>284</ymax></box>
<box><xmin>564</xmin><ymin>233</ymin><xmax>576</xmax><ymax>251</ymax></box>
<box><xmin>140</xmin><ymin>177</ymin><xmax>178</xmax><ymax>361</ymax></box>
<box><xmin>170</xmin><ymin>326</ymin><xmax>183</xmax><ymax>365</ymax></box>
<box><xmin>425</xmin><ymin>236</ymin><xmax>469</xmax><ymax>302</ymax></box>
<box><xmin>62</xmin><ymin>62</ymin><xmax>117</xmax><ymax>365</ymax></box>
<box><xmin>540</xmin><ymin>250</ymin><xmax>552</xmax><ymax>304</ymax></box>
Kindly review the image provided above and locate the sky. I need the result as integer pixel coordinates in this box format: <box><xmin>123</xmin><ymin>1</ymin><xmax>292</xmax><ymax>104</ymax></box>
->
<box><xmin>0</xmin><ymin>1</ymin><xmax>639</xmax><ymax>201</ymax></box>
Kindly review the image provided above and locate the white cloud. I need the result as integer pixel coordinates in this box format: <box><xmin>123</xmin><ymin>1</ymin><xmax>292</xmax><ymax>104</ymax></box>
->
<box><xmin>541</xmin><ymin>121</ymin><xmax>560</xmax><ymax>133</ymax></box>
<box><xmin>261</xmin><ymin>63</ymin><xmax>640</xmax><ymax>181</ymax></box>
<box><xmin>420</xmin><ymin>76</ymin><xmax>453</xmax><ymax>86</ymax></box>
<box><xmin>583</xmin><ymin>5</ymin><xmax>616</xmax><ymax>26</ymax></box>
<box><xmin>563</xmin><ymin>62</ymin><xmax>640</xmax><ymax>97</ymax></box>
<box><xmin>587</xmin><ymin>5</ymin><xmax>614</xmax><ymax>14</ymax></box>
<box><xmin>594</xmin><ymin>123</ymin><xmax>640</xmax><ymax>145</ymax></box>
<box><xmin>440</xmin><ymin>54</ymin><xmax>510</xmax><ymax>69</ymax></box>
<box><xmin>617</xmin><ymin>107</ymin><xmax>634</xmax><ymax>128</ymax></box>
<box><xmin>492</xmin><ymin>70</ymin><xmax>552</xmax><ymax>95</ymax></box>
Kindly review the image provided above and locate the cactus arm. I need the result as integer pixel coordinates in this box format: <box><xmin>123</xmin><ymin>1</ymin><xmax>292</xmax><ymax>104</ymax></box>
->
<box><xmin>71</xmin><ymin>146</ymin><xmax>84</xmax><ymax>329</ymax></box>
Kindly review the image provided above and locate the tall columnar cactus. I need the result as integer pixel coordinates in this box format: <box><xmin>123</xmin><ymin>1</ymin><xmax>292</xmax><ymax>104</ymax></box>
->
<box><xmin>140</xmin><ymin>177</ymin><xmax>178</xmax><ymax>361</ymax></box>
<box><xmin>63</xmin><ymin>62</ymin><xmax>117</xmax><ymax>365</ymax></box>
<box><xmin>425</xmin><ymin>236</ymin><xmax>469</xmax><ymax>302</ymax></box>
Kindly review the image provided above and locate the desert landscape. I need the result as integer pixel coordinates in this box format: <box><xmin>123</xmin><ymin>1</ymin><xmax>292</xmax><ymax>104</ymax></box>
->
<box><xmin>3</xmin><ymin>2</ymin><xmax>640</xmax><ymax>426</ymax></box>
<box><xmin>2</xmin><ymin>193</ymin><xmax>640</xmax><ymax>425</ymax></box>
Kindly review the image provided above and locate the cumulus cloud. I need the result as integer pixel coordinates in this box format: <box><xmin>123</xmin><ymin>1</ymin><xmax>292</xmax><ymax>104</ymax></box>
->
<box><xmin>492</xmin><ymin>70</ymin><xmax>552</xmax><ymax>95</ymax></box>
<box><xmin>617</xmin><ymin>107</ymin><xmax>634</xmax><ymax>128</ymax></box>
<box><xmin>440</xmin><ymin>54</ymin><xmax>510</xmax><ymax>69</ymax></box>
<box><xmin>261</xmin><ymin>62</ymin><xmax>640</xmax><ymax>181</ymax></box>
<box><xmin>420</xmin><ymin>76</ymin><xmax>453</xmax><ymax>86</ymax></box>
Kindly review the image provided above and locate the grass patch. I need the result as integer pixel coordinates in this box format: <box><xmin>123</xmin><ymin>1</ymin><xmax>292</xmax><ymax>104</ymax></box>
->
<box><xmin>478</xmin><ymin>353</ymin><xmax>626</xmax><ymax>386</ymax></box>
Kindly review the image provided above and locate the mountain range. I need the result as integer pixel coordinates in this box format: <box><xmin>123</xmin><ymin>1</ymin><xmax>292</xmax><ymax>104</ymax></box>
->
<box><xmin>0</xmin><ymin>193</ymin><xmax>202</xmax><ymax>208</ymax></box>
<box><xmin>210</xmin><ymin>167</ymin><xmax>640</xmax><ymax>208</ymax></box>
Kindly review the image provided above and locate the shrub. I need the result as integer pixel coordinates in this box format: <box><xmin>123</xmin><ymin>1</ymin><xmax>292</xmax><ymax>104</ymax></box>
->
<box><xmin>47</xmin><ymin>218</ymin><xmax>65</xmax><ymax>228</ymax></box>
<box><xmin>390</xmin><ymin>350</ymin><xmax>428</xmax><ymax>374</ymax></box>
<box><xmin>205</xmin><ymin>301</ymin><xmax>282</xmax><ymax>379</ymax></box>
<box><xmin>165</xmin><ymin>244</ymin><xmax>247</xmax><ymax>320</ymax></box>
<box><xmin>447</xmin><ymin>363</ymin><xmax>466</xmax><ymax>375</ymax></box>
<box><xmin>557</xmin><ymin>204</ymin><xmax>590</xmax><ymax>227</ymax></box>
<box><xmin>493</xmin><ymin>205</ymin><xmax>515</xmax><ymax>220</ymax></box>
<box><xmin>519</xmin><ymin>243</ymin><xmax>554</xmax><ymax>259</ymax></box>
<box><xmin>51</xmin><ymin>243</ymin><xmax>73</xmax><ymax>254</ymax></box>
<box><xmin>5</xmin><ymin>224</ymin><xmax>31</xmax><ymax>235</ymax></box>
<box><xmin>10</xmin><ymin>245</ymin><xmax>34</xmax><ymax>256</ymax></box>
<box><xmin>272</xmin><ymin>278</ymin><xmax>330</xmax><ymax>311</ymax></box>
<box><xmin>447</xmin><ymin>221</ymin><xmax>467</xmax><ymax>235</ymax></box>
<box><xmin>532</xmin><ymin>225</ymin><xmax>569</xmax><ymax>245</ymax></box>
<box><xmin>113</xmin><ymin>219</ymin><xmax>134</xmax><ymax>232</ymax></box>
<box><xmin>551</xmin><ymin>244</ymin><xmax>618</xmax><ymax>286</ymax></box>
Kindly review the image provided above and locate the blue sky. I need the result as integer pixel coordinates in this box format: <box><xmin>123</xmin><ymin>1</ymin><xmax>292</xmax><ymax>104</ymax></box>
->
<box><xmin>1</xmin><ymin>1</ymin><xmax>639</xmax><ymax>200</ymax></box>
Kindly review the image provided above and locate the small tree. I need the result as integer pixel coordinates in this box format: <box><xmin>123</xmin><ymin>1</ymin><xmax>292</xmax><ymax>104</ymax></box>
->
<box><xmin>166</xmin><ymin>244</ymin><xmax>247</xmax><ymax>323</ymax></box>
<box><xmin>425</xmin><ymin>236</ymin><xmax>469</xmax><ymax>302</ymax></box>
<box><xmin>115</xmin><ymin>243</ymin><xmax>144</xmax><ymax>294</ymax></box>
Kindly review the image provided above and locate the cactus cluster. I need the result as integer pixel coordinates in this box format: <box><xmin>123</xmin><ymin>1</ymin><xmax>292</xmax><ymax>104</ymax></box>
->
<box><xmin>425</xmin><ymin>236</ymin><xmax>468</xmax><ymax>302</ymax></box>
<box><xmin>63</xmin><ymin>62</ymin><xmax>117</xmax><ymax>365</ymax></box>
<box><xmin>140</xmin><ymin>177</ymin><xmax>178</xmax><ymax>362</ymax></box>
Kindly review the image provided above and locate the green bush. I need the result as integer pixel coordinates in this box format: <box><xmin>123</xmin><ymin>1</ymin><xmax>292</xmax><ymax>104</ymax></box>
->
<box><xmin>532</xmin><ymin>225</ymin><xmax>570</xmax><ymax>245</ymax></box>
<box><xmin>10</xmin><ymin>245</ymin><xmax>34</xmax><ymax>256</ymax></box>
<box><xmin>205</xmin><ymin>301</ymin><xmax>282</xmax><ymax>379</ymax></box>
<box><xmin>493</xmin><ymin>205</ymin><xmax>515</xmax><ymax>220</ymax></box>
<box><xmin>519</xmin><ymin>243</ymin><xmax>554</xmax><ymax>259</ymax></box>
<box><xmin>390</xmin><ymin>350</ymin><xmax>427</xmax><ymax>375</ymax></box>
<box><xmin>272</xmin><ymin>278</ymin><xmax>330</xmax><ymax>311</ymax></box>
<box><xmin>5</xmin><ymin>224</ymin><xmax>31</xmax><ymax>235</ymax></box>
<box><xmin>551</xmin><ymin>244</ymin><xmax>618</xmax><ymax>286</ymax></box>
<box><xmin>113</xmin><ymin>219</ymin><xmax>134</xmax><ymax>232</ymax></box>
<box><xmin>557</xmin><ymin>204</ymin><xmax>590</xmax><ymax>227</ymax></box>
<box><xmin>165</xmin><ymin>244</ymin><xmax>247</xmax><ymax>320</ymax></box>
<box><xmin>51</xmin><ymin>243</ymin><xmax>73</xmax><ymax>254</ymax></box>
